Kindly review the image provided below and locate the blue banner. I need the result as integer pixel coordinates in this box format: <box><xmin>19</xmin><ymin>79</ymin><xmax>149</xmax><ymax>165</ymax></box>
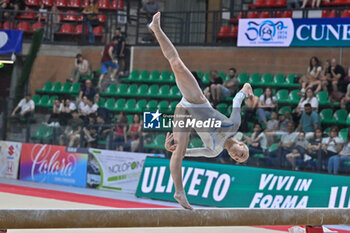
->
<box><xmin>238</xmin><ymin>18</ymin><xmax>350</xmax><ymax>47</ymax></box>
<box><xmin>0</xmin><ymin>30</ymin><xmax>23</xmax><ymax>54</ymax></box>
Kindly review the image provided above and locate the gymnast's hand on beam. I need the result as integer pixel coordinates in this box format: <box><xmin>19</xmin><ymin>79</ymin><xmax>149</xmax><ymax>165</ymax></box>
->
<box><xmin>165</xmin><ymin>132</ymin><xmax>177</xmax><ymax>152</ymax></box>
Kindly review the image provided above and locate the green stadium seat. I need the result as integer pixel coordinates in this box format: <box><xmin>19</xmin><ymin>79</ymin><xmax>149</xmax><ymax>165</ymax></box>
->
<box><xmin>158</xmin><ymin>100</ymin><xmax>169</xmax><ymax>113</ymax></box>
<box><xmin>135</xmin><ymin>99</ymin><xmax>147</xmax><ymax>112</ymax></box>
<box><xmin>98</xmin><ymin>97</ymin><xmax>105</xmax><ymax>107</ymax></box>
<box><xmin>340</xmin><ymin>128</ymin><xmax>349</xmax><ymax>141</ymax></box>
<box><xmin>69</xmin><ymin>83</ymin><xmax>80</xmax><ymax>96</ymax></box>
<box><xmin>32</xmin><ymin>95</ymin><xmax>40</xmax><ymax>105</ymax></box>
<box><xmin>146</xmin><ymin>100</ymin><xmax>158</xmax><ymax>111</ymax></box>
<box><xmin>170</xmin><ymin>73</ymin><xmax>176</xmax><ymax>82</ymax></box>
<box><xmin>138</xmin><ymin>70</ymin><xmax>150</xmax><ymax>82</ymax></box>
<box><xmin>144</xmin><ymin>134</ymin><xmax>166</xmax><ymax>149</ymax></box>
<box><xmin>218</xmin><ymin>71</ymin><xmax>226</xmax><ymax>80</ymax></box>
<box><xmin>269</xmin><ymin>143</ymin><xmax>279</xmax><ymax>152</ymax></box>
<box><xmin>149</xmin><ymin>70</ymin><xmax>160</xmax><ymax>82</ymax></box>
<box><xmin>50</xmin><ymin>82</ymin><xmax>62</xmax><ymax>93</ymax></box>
<box><xmin>159</xmin><ymin>70</ymin><xmax>171</xmax><ymax>83</ymax></box>
<box><xmin>316</xmin><ymin>91</ymin><xmax>330</xmax><ymax>106</ymax></box>
<box><xmin>238</xmin><ymin>72</ymin><xmax>249</xmax><ymax>85</ymax></box>
<box><xmin>319</xmin><ymin>108</ymin><xmax>333</xmax><ymax>125</ymax></box>
<box><xmin>60</xmin><ymin>82</ymin><xmax>71</xmax><ymax>94</ymax></box>
<box><xmin>147</xmin><ymin>84</ymin><xmax>159</xmax><ymax>97</ymax></box>
<box><xmin>45</xmin><ymin>95</ymin><xmax>58</xmax><ymax>108</ymax></box>
<box><xmin>260</xmin><ymin>73</ymin><xmax>273</xmax><ymax>86</ymax></box>
<box><xmin>278</xmin><ymin>106</ymin><xmax>291</xmax><ymax>115</ymax></box>
<box><xmin>276</xmin><ymin>89</ymin><xmax>289</xmax><ymax>104</ymax></box>
<box><xmin>126</xmin><ymin>114</ymin><xmax>134</xmax><ymax>124</ymax></box>
<box><xmin>104</xmin><ymin>98</ymin><xmax>116</xmax><ymax>111</ymax></box>
<box><xmin>93</xmin><ymin>68</ymin><xmax>102</xmax><ymax>76</ymax></box>
<box><xmin>248</xmin><ymin>73</ymin><xmax>261</xmax><ymax>86</ymax></box>
<box><xmin>159</xmin><ymin>85</ymin><xmax>170</xmax><ymax>98</ymax></box>
<box><xmin>202</xmin><ymin>72</ymin><xmax>210</xmax><ymax>85</ymax></box>
<box><xmin>333</xmin><ymin>109</ymin><xmax>348</xmax><ymax>125</ymax></box>
<box><xmin>101</xmin><ymin>83</ymin><xmax>117</xmax><ymax>96</ymax></box>
<box><xmin>288</xmin><ymin>89</ymin><xmax>301</xmax><ymax>105</ymax></box>
<box><xmin>31</xmin><ymin>124</ymin><xmax>48</xmax><ymax>140</ymax></box>
<box><xmin>254</xmin><ymin>88</ymin><xmax>263</xmax><ymax>97</ymax></box>
<box><xmin>124</xmin><ymin>70</ymin><xmax>139</xmax><ymax>81</ymax></box>
<box><xmin>324</xmin><ymin>127</ymin><xmax>331</xmax><ymax>135</ymax></box>
<box><xmin>189</xmin><ymin>137</ymin><xmax>203</xmax><ymax>148</ymax></box>
<box><xmin>216</xmin><ymin>103</ymin><xmax>228</xmax><ymax>115</ymax></box>
<box><xmin>196</xmin><ymin>71</ymin><xmax>203</xmax><ymax>78</ymax></box>
<box><xmin>347</xmin><ymin>113</ymin><xmax>350</xmax><ymax>126</ymax></box>
<box><xmin>285</xmin><ymin>74</ymin><xmax>299</xmax><ymax>88</ymax></box>
<box><xmin>114</xmin><ymin>98</ymin><xmax>126</xmax><ymax>111</ymax></box>
<box><xmin>124</xmin><ymin>99</ymin><xmax>136</xmax><ymax>112</ymax></box>
<box><xmin>126</xmin><ymin>84</ymin><xmax>138</xmax><ymax>97</ymax></box>
<box><xmin>227</xmin><ymin>105</ymin><xmax>232</xmax><ymax>116</ymax></box>
<box><xmin>136</xmin><ymin>84</ymin><xmax>148</xmax><ymax>97</ymax></box>
<box><xmin>272</xmin><ymin>73</ymin><xmax>285</xmax><ymax>87</ymax></box>
<box><xmin>37</xmin><ymin>95</ymin><xmax>49</xmax><ymax>107</ymax></box>
<box><xmin>168</xmin><ymin>101</ymin><xmax>178</xmax><ymax>114</ymax></box>
<box><xmin>169</xmin><ymin>86</ymin><xmax>181</xmax><ymax>98</ymax></box>
<box><xmin>116</xmin><ymin>84</ymin><xmax>128</xmax><ymax>96</ymax></box>
<box><xmin>36</xmin><ymin>82</ymin><xmax>52</xmax><ymax>94</ymax></box>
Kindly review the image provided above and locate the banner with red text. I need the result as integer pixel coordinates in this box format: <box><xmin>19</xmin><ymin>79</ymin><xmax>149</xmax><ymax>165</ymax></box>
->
<box><xmin>19</xmin><ymin>144</ymin><xmax>88</xmax><ymax>187</ymax></box>
<box><xmin>0</xmin><ymin>141</ymin><xmax>22</xmax><ymax>179</ymax></box>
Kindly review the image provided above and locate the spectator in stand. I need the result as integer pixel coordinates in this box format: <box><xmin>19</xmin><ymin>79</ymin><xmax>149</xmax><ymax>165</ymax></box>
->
<box><xmin>140</xmin><ymin>0</ymin><xmax>160</xmax><ymax>23</ymax></box>
<box><xmin>293</xmin><ymin>88</ymin><xmax>318</xmax><ymax>124</ymax></box>
<box><xmin>98</xmin><ymin>36</ymin><xmax>119</xmax><ymax>88</ymax></box>
<box><xmin>82</xmin><ymin>0</ymin><xmax>99</xmax><ymax>44</ymax></box>
<box><xmin>126</xmin><ymin>114</ymin><xmax>143</xmax><ymax>152</ymax></box>
<box><xmin>306</xmin><ymin>128</ymin><xmax>323</xmax><ymax>161</ymax></box>
<box><xmin>299</xmin><ymin>56</ymin><xmax>322</xmax><ymax>95</ymax></box>
<box><xmin>318</xmin><ymin>126</ymin><xmax>344</xmax><ymax>171</ymax></box>
<box><xmin>204</xmin><ymin>70</ymin><xmax>223</xmax><ymax>106</ymax></box>
<box><xmin>269</xmin><ymin>122</ymin><xmax>298</xmax><ymax>168</ymax></box>
<box><xmin>320</xmin><ymin>59</ymin><xmax>332</xmax><ymax>91</ymax></box>
<box><xmin>59</xmin><ymin>99</ymin><xmax>76</xmax><ymax>125</ymax></box>
<box><xmin>79</xmin><ymin>96</ymin><xmax>98</xmax><ymax>123</ymax></box>
<box><xmin>243</xmin><ymin>123</ymin><xmax>268</xmax><ymax>156</ymax></box>
<box><xmin>265</xmin><ymin>111</ymin><xmax>278</xmax><ymax>145</ymax></box>
<box><xmin>69</xmin><ymin>54</ymin><xmax>91</xmax><ymax>83</ymax></box>
<box><xmin>298</xmin><ymin>103</ymin><xmax>320</xmax><ymax>140</ymax></box>
<box><xmin>287</xmin><ymin>0</ymin><xmax>300</xmax><ymax>8</ymax></box>
<box><xmin>47</xmin><ymin>99</ymin><xmax>62</xmax><ymax>124</ymax></box>
<box><xmin>113</xmin><ymin>27</ymin><xmax>126</xmax><ymax>76</ymax></box>
<box><xmin>328</xmin><ymin>129</ymin><xmax>350</xmax><ymax>174</ymax></box>
<box><xmin>114</xmin><ymin>112</ymin><xmax>128</xmax><ymax>150</ymax></box>
<box><xmin>59</xmin><ymin>110</ymin><xmax>83</xmax><ymax>147</ymax></box>
<box><xmin>240</xmin><ymin>94</ymin><xmax>259</xmax><ymax>132</ymax></box>
<box><xmin>279</xmin><ymin>111</ymin><xmax>293</xmax><ymax>132</ymax></box>
<box><xmin>11</xmin><ymin>93</ymin><xmax>35</xmax><ymax>121</ymax></box>
<box><xmin>37</xmin><ymin>0</ymin><xmax>48</xmax><ymax>22</ymax></box>
<box><xmin>285</xmin><ymin>132</ymin><xmax>308</xmax><ymax>170</ymax></box>
<box><xmin>43</xmin><ymin>5</ymin><xmax>60</xmax><ymax>41</ymax></box>
<box><xmin>83</xmin><ymin>113</ymin><xmax>97</xmax><ymax>145</ymax></box>
<box><xmin>78</xmin><ymin>79</ymin><xmax>97</xmax><ymax>102</ymax></box>
<box><xmin>256</xmin><ymin>87</ymin><xmax>277</xmax><ymax>125</ymax></box>
<box><xmin>340</xmin><ymin>83</ymin><xmax>350</xmax><ymax>110</ymax></box>
<box><xmin>1</xmin><ymin>0</ymin><xmax>25</xmax><ymax>19</ymax></box>
<box><xmin>327</xmin><ymin>58</ymin><xmax>346</xmax><ymax>104</ymax></box>
<box><xmin>301</xmin><ymin>0</ymin><xmax>321</xmax><ymax>8</ymax></box>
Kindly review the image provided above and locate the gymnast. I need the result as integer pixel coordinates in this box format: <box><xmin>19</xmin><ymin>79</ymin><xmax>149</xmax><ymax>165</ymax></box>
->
<box><xmin>148</xmin><ymin>12</ymin><xmax>252</xmax><ymax>210</ymax></box>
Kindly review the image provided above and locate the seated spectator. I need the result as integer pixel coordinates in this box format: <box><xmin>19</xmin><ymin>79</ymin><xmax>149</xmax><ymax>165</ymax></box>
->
<box><xmin>209</xmin><ymin>68</ymin><xmax>240</xmax><ymax>104</ymax></box>
<box><xmin>140</xmin><ymin>0</ymin><xmax>160</xmax><ymax>23</ymax></box>
<box><xmin>11</xmin><ymin>93</ymin><xmax>35</xmax><ymax>121</ymax></box>
<box><xmin>114</xmin><ymin>112</ymin><xmax>128</xmax><ymax>150</ymax></box>
<box><xmin>278</xmin><ymin>111</ymin><xmax>292</xmax><ymax>132</ymax></box>
<box><xmin>59</xmin><ymin>99</ymin><xmax>76</xmax><ymax>125</ymax></box>
<box><xmin>320</xmin><ymin>59</ymin><xmax>332</xmax><ymax>92</ymax></box>
<box><xmin>240</xmin><ymin>95</ymin><xmax>259</xmax><ymax>132</ymax></box>
<box><xmin>305</xmin><ymin>128</ymin><xmax>323</xmax><ymax>161</ymax></box>
<box><xmin>69</xmin><ymin>54</ymin><xmax>91</xmax><ymax>83</ymax></box>
<box><xmin>328</xmin><ymin>58</ymin><xmax>346</xmax><ymax>103</ymax></box>
<box><xmin>269</xmin><ymin>122</ymin><xmax>298</xmax><ymax>168</ymax></box>
<box><xmin>47</xmin><ymin>99</ymin><xmax>62</xmax><ymax>124</ymax></box>
<box><xmin>328</xmin><ymin>129</ymin><xmax>350</xmax><ymax>174</ymax></box>
<box><xmin>43</xmin><ymin>6</ymin><xmax>60</xmax><ymax>41</ymax></box>
<box><xmin>78</xmin><ymin>80</ymin><xmax>97</xmax><ymax>102</ymax></box>
<box><xmin>340</xmin><ymin>83</ymin><xmax>350</xmax><ymax>110</ymax></box>
<box><xmin>126</xmin><ymin>114</ymin><xmax>143</xmax><ymax>152</ymax></box>
<box><xmin>265</xmin><ymin>111</ymin><xmax>278</xmax><ymax>145</ymax></box>
<box><xmin>285</xmin><ymin>132</ymin><xmax>308</xmax><ymax>170</ymax></box>
<box><xmin>204</xmin><ymin>70</ymin><xmax>223</xmax><ymax>106</ymax></box>
<box><xmin>79</xmin><ymin>97</ymin><xmax>98</xmax><ymax>123</ymax></box>
<box><xmin>318</xmin><ymin>126</ymin><xmax>344</xmax><ymax>171</ymax></box>
<box><xmin>37</xmin><ymin>0</ymin><xmax>48</xmax><ymax>22</ymax></box>
<box><xmin>256</xmin><ymin>87</ymin><xmax>277</xmax><ymax>125</ymax></box>
<box><xmin>299</xmin><ymin>56</ymin><xmax>322</xmax><ymax>95</ymax></box>
<box><xmin>243</xmin><ymin>123</ymin><xmax>268</xmax><ymax>156</ymax></box>
<box><xmin>82</xmin><ymin>0</ymin><xmax>99</xmax><ymax>44</ymax></box>
<box><xmin>83</xmin><ymin>113</ymin><xmax>97</xmax><ymax>145</ymax></box>
<box><xmin>298</xmin><ymin>103</ymin><xmax>320</xmax><ymax>140</ymax></box>
<box><xmin>294</xmin><ymin>88</ymin><xmax>319</xmax><ymax>122</ymax></box>
<box><xmin>59</xmin><ymin>110</ymin><xmax>83</xmax><ymax>147</ymax></box>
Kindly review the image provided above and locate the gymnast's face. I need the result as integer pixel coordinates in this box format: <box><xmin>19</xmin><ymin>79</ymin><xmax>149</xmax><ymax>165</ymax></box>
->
<box><xmin>227</xmin><ymin>141</ymin><xmax>249</xmax><ymax>163</ymax></box>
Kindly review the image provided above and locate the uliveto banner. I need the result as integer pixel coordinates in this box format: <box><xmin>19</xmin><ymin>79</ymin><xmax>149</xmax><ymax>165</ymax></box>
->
<box><xmin>0</xmin><ymin>141</ymin><xmax>22</xmax><ymax>179</ymax></box>
<box><xmin>238</xmin><ymin>18</ymin><xmax>350</xmax><ymax>47</ymax></box>
<box><xmin>19</xmin><ymin>144</ymin><xmax>88</xmax><ymax>187</ymax></box>
<box><xmin>87</xmin><ymin>149</ymin><xmax>160</xmax><ymax>193</ymax></box>
<box><xmin>136</xmin><ymin>157</ymin><xmax>350</xmax><ymax>208</ymax></box>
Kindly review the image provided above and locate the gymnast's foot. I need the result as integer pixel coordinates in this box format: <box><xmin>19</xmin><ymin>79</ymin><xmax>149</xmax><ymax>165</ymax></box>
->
<box><xmin>241</xmin><ymin>83</ymin><xmax>254</xmax><ymax>99</ymax></box>
<box><xmin>148</xmin><ymin>12</ymin><xmax>161</xmax><ymax>33</ymax></box>
<box><xmin>174</xmin><ymin>191</ymin><xmax>193</xmax><ymax>210</ymax></box>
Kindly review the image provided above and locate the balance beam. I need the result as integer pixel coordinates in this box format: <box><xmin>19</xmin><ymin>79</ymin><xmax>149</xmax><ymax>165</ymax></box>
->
<box><xmin>1</xmin><ymin>208</ymin><xmax>350</xmax><ymax>229</ymax></box>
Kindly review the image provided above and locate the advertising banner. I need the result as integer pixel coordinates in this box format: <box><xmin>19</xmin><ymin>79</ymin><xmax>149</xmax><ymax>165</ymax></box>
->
<box><xmin>238</xmin><ymin>18</ymin><xmax>350</xmax><ymax>47</ymax></box>
<box><xmin>87</xmin><ymin>149</ymin><xmax>157</xmax><ymax>193</ymax></box>
<box><xmin>0</xmin><ymin>141</ymin><xmax>22</xmax><ymax>179</ymax></box>
<box><xmin>0</xmin><ymin>30</ymin><xmax>23</xmax><ymax>54</ymax></box>
<box><xmin>19</xmin><ymin>144</ymin><xmax>88</xmax><ymax>187</ymax></box>
<box><xmin>136</xmin><ymin>157</ymin><xmax>350</xmax><ymax>208</ymax></box>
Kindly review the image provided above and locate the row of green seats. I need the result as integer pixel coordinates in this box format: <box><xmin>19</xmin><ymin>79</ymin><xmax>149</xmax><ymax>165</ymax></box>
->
<box><xmin>100</xmin><ymin>83</ymin><xmax>182</xmax><ymax>99</ymax></box>
<box><xmin>32</xmin><ymin>95</ymin><xmax>58</xmax><ymax>108</ymax></box>
<box><xmin>238</xmin><ymin>73</ymin><xmax>299</xmax><ymax>88</ymax></box>
<box><xmin>31</xmin><ymin>124</ymin><xmax>53</xmax><ymax>141</ymax></box>
<box><xmin>320</xmin><ymin>109</ymin><xmax>350</xmax><ymax>126</ymax></box>
<box><xmin>36</xmin><ymin>82</ymin><xmax>80</xmax><ymax>95</ymax></box>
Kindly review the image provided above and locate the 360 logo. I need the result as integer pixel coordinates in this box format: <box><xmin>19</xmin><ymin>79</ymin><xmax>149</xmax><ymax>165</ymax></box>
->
<box><xmin>245</xmin><ymin>20</ymin><xmax>288</xmax><ymax>41</ymax></box>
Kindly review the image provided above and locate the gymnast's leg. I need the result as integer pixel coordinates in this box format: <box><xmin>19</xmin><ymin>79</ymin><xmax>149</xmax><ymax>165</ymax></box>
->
<box><xmin>149</xmin><ymin>12</ymin><xmax>207</xmax><ymax>105</ymax></box>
